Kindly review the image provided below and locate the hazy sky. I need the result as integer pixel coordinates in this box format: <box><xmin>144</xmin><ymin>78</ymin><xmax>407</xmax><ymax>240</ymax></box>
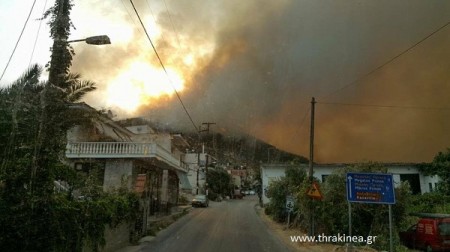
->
<box><xmin>1</xmin><ymin>0</ymin><xmax>450</xmax><ymax>163</ymax></box>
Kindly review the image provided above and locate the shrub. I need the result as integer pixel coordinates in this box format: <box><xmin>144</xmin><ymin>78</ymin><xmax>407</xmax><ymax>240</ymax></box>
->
<box><xmin>294</xmin><ymin>162</ymin><xmax>411</xmax><ymax>251</ymax></box>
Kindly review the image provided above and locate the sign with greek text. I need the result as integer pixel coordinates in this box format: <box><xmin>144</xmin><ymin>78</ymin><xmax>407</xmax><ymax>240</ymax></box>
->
<box><xmin>346</xmin><ymin>172</ymin><xmax>395</xmax><ymax>204</ymax></box>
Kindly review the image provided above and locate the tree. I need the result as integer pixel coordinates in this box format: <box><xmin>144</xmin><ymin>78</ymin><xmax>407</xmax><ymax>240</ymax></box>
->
<box><xmin>420</xmin><ymin>148</ymin><xmax>450</xmax><ymax>195</ymax></box>
<box><xmin>265</xmin><ymin>166</ymin><xmax>306</xmax><ymax>222</ymax></box>
<box><xmin>0</xmin><ymin>0</ymin><xmax>127</xmax><ymax>249</ymax></box>
<box><xmin>0</xmin><ymin>65</ymin><xmax>137</xmax><ymax>251</ymax></box>
<box><xmin>293</xmin><ymin>162</ymin><xmax>411</xmax><ymax>251</ymax></box>
<box><xmin>206</xmin><ymin>167</ymin><xmax>232</xmax><ymax>199</ymax></box>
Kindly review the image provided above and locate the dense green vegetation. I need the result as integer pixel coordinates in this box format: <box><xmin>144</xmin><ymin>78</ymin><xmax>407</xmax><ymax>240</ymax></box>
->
<box><xmin>206</xmin><ymin>167</ymin><xmax>233</xmax><ymax>200</ymax></box>
<box><xmin>0</xmin><ymin>1</ymin><xmax>139</xmax><ymax>250</ymax></box>
<box><xmin>264</xmin><ymin>160</ymin><xmax>449</xmax><ymax>251</ymax></box>
<box><xmin>0</xmin><ymin>64</ymin><xmax>139</xmax><ymax>252</ymax></box>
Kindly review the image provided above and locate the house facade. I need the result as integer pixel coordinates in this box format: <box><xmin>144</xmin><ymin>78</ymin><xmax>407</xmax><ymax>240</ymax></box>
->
<box><xmin>260</xmin><ymin>163</ymin><xmax>440</xmax><ymax>205</ymax></box>
<box><xmin>184</xmin><ymin>152</ymin><xmax>206</xmax><ymax>195</ymax></box>
<box><xmin>65</xmin><ymin>104</ymin><xmax>192</xmax><ymax>247</ymax></box>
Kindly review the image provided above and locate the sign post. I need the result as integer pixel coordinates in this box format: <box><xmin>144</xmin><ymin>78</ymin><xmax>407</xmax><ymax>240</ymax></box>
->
<box><xmin>286</xmin><ymin>195</ymin><xmax>294</xmax><ymax>228</ymax></box>
<box><xmin>346</xmin><ymin>172</ymin><xmax>395</xmax><ymax>252</ymax></box>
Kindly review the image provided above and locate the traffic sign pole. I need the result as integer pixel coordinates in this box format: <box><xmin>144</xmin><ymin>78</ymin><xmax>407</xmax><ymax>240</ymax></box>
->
<box><xmin>389</xmin><ymin>205</ymin><xmax>393</xmax><ymax>252</ymax></box>
<box><xmin>348</xmin><ymin>201</ymin><xmax>353</xmax><ymax>252</ymax></box>
<box><xmin>346</xmin><ymin>172</ymin><xmax>395</xmax><ymax>252</ymax></box>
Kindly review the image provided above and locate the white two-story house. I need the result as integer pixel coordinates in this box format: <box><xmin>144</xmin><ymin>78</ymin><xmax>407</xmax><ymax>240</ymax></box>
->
<box><xmin>65</xmin><ymin>103</ymin><xmax>192</xmax><ymax>237</ymax></box>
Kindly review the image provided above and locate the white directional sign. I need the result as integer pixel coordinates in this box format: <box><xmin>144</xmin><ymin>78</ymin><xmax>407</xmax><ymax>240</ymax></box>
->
<box><xmin>286</xmin><ymin>195</ymin><xmax>294</xmax><ymax>212</ymax></box>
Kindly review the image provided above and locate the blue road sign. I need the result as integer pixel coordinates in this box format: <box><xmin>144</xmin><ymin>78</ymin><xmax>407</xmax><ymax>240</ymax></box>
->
<box><xmin>346</xmin><ymin>172</ymin><xmax>395</xmax><ymax>204</ymax></box>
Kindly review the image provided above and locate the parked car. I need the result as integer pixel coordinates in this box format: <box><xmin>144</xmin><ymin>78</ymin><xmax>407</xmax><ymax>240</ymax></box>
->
<box><xmin>234</xmin><ymin>189</ymin><xmax>244</xmax><ymax>199</ymax></box>
<box><xmin>399</xmin><ymin>213</ymin><xmax>450</xmax><ymax>252</ymax></box>
<box><xmin>191</xmin><ymin>194</ymin><xmax>209</xmax><ymax>207</ymax></box>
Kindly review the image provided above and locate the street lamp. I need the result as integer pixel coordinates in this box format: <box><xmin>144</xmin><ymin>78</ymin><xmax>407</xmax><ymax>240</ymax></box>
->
<box><xmin>67</xmin><ymin>35</ymin><xmax>111</xmax><ymax>45</ymax></box>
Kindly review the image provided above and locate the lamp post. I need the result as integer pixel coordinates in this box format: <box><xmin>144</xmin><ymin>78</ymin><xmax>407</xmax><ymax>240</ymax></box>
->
<box><xmin>34</xmin><ymin>34</ymin><xmax>111</xmax><ymax>190</ymax></box>
<box><xmin>67</xmin><ymin>35</ymin><xmax>111</xmax><ymax>45</ymax></box>
<box><xmin>49</xmin><ymin>35</ymin><xmax>111</xmax><ymax>85</ymax></box>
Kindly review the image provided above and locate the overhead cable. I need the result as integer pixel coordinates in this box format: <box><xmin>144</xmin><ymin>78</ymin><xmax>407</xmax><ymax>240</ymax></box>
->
<box><xmin>322</xmin><ymin>20</ymin><xmax>450</xmax><ymax>99</ymax></box>
<box><xmin>318</xmin><ymin>101</ymin><xmax>450</xmax><ymax>111</ymax></box>
<box><xmin>29</xmin><ymin>0</ymin><xmax>48</xmax><ymax>67</ymax></box>
<box><xmin>0</xmin><ymin>0</ymin><xmax>38</xmax><ymax>83</ymax></box>
<box><xmin>129</xmin><ymin>0</ymin><xmax>199</xmax><ymax>133</ymax></box>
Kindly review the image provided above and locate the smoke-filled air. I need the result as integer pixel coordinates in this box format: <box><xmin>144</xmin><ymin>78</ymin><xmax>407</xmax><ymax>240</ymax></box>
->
<box><xmin>69</xmin><ymin>0</ymin><xmax>450</xmax><ymax>163</ymax></box>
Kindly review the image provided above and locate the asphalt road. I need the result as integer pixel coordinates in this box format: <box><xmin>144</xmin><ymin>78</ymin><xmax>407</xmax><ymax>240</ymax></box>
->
<box><xmin>140</xmin><ymin>195</ymin><xmax>293</xmax><ymax>252</ymax></box>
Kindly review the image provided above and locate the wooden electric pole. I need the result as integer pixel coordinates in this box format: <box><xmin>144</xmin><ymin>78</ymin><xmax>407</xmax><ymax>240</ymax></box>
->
<box><xmin>199</xmin><ymin>122</ymin><xmax>215</xmax><ymax>196</ymax></box>
<box><xmin>308</xmin><ymin>97</ymin><xmax>316</xmax><ymax>236</ymax></box>
<box><xmin>309</xmin><ymin>97</ymin><xmax>315</xmax><ymax>181</ymax></box>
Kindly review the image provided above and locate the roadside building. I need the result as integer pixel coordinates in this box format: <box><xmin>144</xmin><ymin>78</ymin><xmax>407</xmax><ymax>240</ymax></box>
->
<box><xmin>260</xmin><ymin>163</ymin><xmax>440</xmax><ymax>205</ymax></box>
<box><xmin>184</xmin><ymin>152</ymin><xmax>219</xmax><ymax>195</ymax></box>
<box><xmin>65</xmin><ymin>103</ymin><xmax>192</xmax><ymax>250</ymax></box>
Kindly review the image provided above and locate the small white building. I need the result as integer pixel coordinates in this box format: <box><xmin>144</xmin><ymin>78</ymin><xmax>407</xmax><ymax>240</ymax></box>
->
<box><xmin>184</xmin><ymin>152</ymin><xmax>207</xmax><ymax>195</ymax></box>
<box><xmin>260</xmin><ymin>163</ymin><xmax>440</xmax><ymax>205</ymax></box>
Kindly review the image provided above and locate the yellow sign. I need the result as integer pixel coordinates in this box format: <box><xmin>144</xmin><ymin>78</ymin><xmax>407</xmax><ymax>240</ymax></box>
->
<box><xmin>306</xmin><ymin>182</ymin><xmax>323</xmax><ymax>200</ymax></box>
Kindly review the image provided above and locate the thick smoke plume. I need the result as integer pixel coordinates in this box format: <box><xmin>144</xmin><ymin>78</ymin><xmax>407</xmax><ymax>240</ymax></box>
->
<box><xmin>71</xmin><ymin>0</ymin><xmax>450</xmax><ymax>163</ymax></box>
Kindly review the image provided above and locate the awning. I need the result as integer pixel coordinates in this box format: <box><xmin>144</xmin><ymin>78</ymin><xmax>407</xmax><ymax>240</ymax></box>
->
<box><xmin>177</xmin><ymin>171</ymin><xmax>192</xmax><ymax>190</ymax></box>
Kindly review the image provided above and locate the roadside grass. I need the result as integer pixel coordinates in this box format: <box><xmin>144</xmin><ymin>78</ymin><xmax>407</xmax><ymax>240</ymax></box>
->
<box><xmin>257</xmin><ymin>205</ymin><xmax>382</xmax><ymax>252</ymax></box>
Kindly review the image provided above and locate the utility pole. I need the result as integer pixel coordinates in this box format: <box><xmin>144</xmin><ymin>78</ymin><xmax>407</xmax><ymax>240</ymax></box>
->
<box><xmin>308</xmin><ymin>97</ymin><xmax>316</xmax><ymax>236</ymax></box>
<box><xmin>196</xmin><ymin>152</ymin><xmax>200</xmax><ymax>195</ymax></box>
<box><xmin>32</xmin><ymin>0</ymin><xmax>73</xmax><ymax>193</ymax></box>
<box><xmin>309</xmin><ymin>97</ymin><xmax>315</xmax><ymax>182</ymax></box>
<box><xmin>199</xmin><ymin>122</ymin><xmax>215</xmax><ymax>196</ymax></box>
<box><xmin>199</xmin><ymin>122</ymin><xmax>216</xmax><ymax>134</ymax></box>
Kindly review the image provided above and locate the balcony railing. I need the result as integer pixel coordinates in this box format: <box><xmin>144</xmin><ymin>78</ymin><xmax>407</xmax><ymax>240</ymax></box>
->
<box><xmin>66</xmin><ymin>142</ymin><xmax>187</xmax><ymax>172</ymax></box>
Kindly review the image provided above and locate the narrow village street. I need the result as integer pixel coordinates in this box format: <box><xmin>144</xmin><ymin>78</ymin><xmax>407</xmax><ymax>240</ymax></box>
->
<box><xmin>119</xmin><ymin>196</ymin><xmax>293</xmax><ymax>252</ymax></box>
<box><xmin>118</xmin><ymin>196</ymin><xmax>381</xmax><ymax>252</ymax></box>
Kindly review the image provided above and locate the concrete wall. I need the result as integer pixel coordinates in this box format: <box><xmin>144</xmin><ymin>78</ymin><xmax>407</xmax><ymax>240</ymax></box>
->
<box><xmin>184</xmin><ymin>153</ymin><xmax>206</xmax><ymax>195</ymax></box>
<box><xmin>103</xmin><ymin>160</ymin><xmax>134</xmax><ymax>191</ymax></box>
<box><xmin>155</xmin><ymin>133</ymin><xmax>172</xmax><ymax>152</ymax></box>
<box><xmin>260</xmin><ymin>164</ymin><xmax>298</xmax><ymax>204</ymax></box>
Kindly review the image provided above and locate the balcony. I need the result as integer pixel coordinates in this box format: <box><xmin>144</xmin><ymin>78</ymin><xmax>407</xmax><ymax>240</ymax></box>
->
<box><xmin>66</xmin><ymin>142</ymin><xmax>187</xmax><ymax>172</ymax></box>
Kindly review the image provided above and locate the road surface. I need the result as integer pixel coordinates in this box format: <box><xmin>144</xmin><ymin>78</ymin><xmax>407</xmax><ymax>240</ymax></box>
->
<box><xmin>140</xmin><ymin>195</ymin><xmax>293</xmax><ymax>252</ymax></box>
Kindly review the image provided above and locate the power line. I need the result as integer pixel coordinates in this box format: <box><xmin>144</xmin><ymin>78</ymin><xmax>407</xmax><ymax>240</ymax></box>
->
<box><xmin>296</xmin><ymin>107</ymin><xmax>310</xmax><ymax>135</ymax></box>
<box><xmin>29</xmin><ymin>0</ymin><xmax>49</xmax><ymax>67</ymax></box>
<box><xmin>120</xmin><ymin>0</ymin><xmax>139</xmax><ymax>28</ymax></box>
<box><xmin>161</xmin><ymin>0</ymin><xmax>182</xmax><ymax>48</ymax></box>
<box><xmin>144</xmin><ymin>0</ymin><xmax>168</xmax><ymax>45</ymax></box>
<box><xmin>318</xmin><ymin>101</ymin><xmax>450</xmax><ymax>111</ymax></box>
<box><xmin>322</xmin><ymin>19</ymin><xmax>450</xmax><ymax>100</ymax></box>
<box><xmin>0</xmin><ymin>0</ymin><xmax>38</xmax><ymax>83</ymax></box>
<box><xmin>129</xmin><ymin>0</ymin><xmax>199</xmax><ymax>133</ymax></box>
